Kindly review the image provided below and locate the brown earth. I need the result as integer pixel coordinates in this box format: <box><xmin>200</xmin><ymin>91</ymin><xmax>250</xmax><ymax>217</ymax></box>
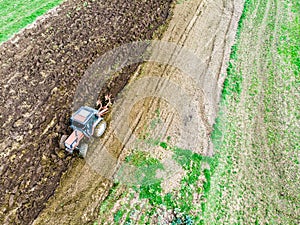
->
<box><xmin>0</xmin><ymin>0</ymin><xmax>173</xmax><ymax>224</ymax></box>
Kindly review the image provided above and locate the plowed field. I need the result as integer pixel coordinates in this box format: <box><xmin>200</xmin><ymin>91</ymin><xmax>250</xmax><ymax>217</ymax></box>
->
<box><xmin>0</xmin><ymin>0</ymin><xmax>172</xmax><ymax>224</ymax></box>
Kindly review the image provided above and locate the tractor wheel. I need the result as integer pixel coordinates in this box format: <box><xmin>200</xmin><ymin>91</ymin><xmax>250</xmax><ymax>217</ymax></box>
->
<box><xmin>94</xmin><ymin>120</ymin><xmax>107</xmax><ymax>137</ymax></box>
<box><xmin>78</xmin><ymin>143</ymin><xmax>88</xmax><ymax>158</ymax></box>
<box><xmin>59</xmin><ymin>135</ymin><xmax>68</xmax><ymax>149</ymax></box>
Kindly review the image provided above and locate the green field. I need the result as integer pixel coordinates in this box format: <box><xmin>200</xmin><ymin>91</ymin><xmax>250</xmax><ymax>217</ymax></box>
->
<box><xmin>205</xmin><ymin>0</ymin><xmax>299</xmax><ymax>223</ymax></box>
<box><xmin>0</xmin><ymin>0</ymin><xmax>63</xmax><ymax>43</ymax></box>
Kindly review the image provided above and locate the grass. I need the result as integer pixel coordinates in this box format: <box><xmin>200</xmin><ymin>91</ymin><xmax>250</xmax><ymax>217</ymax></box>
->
<box><xmin>204</xmin><ymin>0</ymin><xmax>300</xmax><ymax>223</ymax></box>
<box><xmin>221</xmin><ymin>0</ymin><xmax>251</xmax><ymax>102</ymax></box>
<box><xmin>124</xmin><ymin>150</ymin><xmax>165</xmax><ymax>206</ymax></box>
<box><xmin>123</xmin><ymin>150</ymin><xmax>164</xmax><ymax>187</ymax></box>
<box><xmin>0</xmin><ymin>0</ymin><xmax>64</xmax><ymax>43</ymax></box>
<box><xmin>114</xmin><ymin>209</ymin><xmax>125</xmax><ymax>223</ymax></box>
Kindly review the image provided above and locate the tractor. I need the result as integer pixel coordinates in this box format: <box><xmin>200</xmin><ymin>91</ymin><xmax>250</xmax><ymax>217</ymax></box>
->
<box><xmin>60</xmin><ymin>95</ymin><xmax>112</xmax><ymax>157</ymax></box>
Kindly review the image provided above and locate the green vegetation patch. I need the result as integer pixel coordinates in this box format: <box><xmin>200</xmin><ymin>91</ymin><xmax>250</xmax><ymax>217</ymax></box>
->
<box><xmin>124</xmin><ymin>150</ymin><xmax>164</xmax><ymax>187</ymax></box>
<box><xmin>277</xmin><ymin>1</ymin><xmax>300</xmax><ymax>75</ymax></box>
<box><xmin>96</xmin><ymin>137</ymin><xmax>217</xmax><ymax>224</ymax></box>
<box><xmin>114</xmin><ymin>209</ymin><xmax>126</xmax><ymax>223</ymax></box>
<box><xmin>0</xmin><ymin>0</ymin><xmax>64</xmax><ymax>43</ymax></box>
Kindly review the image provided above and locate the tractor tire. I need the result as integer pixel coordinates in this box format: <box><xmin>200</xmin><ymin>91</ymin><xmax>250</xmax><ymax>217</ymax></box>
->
<box><xmin>94</xmin><ymin>120</ymin><xmax>107</xmax><ymax>137</ymax></box>
<box><xmin>78</xmin><ymin>143</ymin><xmax>88</xmax><ymax>158</ymax></box>
<box><xmin>59</xmin><ymin>135</ymin><xmax>68</xmax><ymax>149</ymax></box>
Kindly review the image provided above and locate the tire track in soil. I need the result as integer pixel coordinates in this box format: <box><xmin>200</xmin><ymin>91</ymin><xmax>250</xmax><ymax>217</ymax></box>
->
<box><xmin>133</xmin><ymin>0</ymin><xmax>239</xmax><ymax>144</ymax></box>
<box><xmin>0</xmin><ymin>0</ymin><xmax>173</xmax><ymax>224</ymax></box>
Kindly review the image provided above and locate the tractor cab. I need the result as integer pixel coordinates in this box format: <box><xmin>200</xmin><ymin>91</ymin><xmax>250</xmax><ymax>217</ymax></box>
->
<box><xmin>63</xmin><ymin>106</ymin><xmax>105</xmax><ymax>154</ymax></box>
<box><xmin>70</xmin><ymin>106</ymin><xmax>101</xmax><ymax>138</ymax></box>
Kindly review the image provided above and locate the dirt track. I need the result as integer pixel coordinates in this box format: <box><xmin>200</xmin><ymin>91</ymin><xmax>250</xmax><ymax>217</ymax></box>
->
<box><xmin>31</xmin><ymin>0</ymin><xmax>244</xmax><ymax>224</ymax></box>
<box><xmin>0</xmin><ymin>0</ymin><xmax>172</xmax><ymax>224</ymax></box>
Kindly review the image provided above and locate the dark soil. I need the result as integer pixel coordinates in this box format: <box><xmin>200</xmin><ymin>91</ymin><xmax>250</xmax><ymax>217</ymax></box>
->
<box><xmin>0</xmin><ymin>0</ymin><xmax>173</xmax><ymax>224</ymax></box>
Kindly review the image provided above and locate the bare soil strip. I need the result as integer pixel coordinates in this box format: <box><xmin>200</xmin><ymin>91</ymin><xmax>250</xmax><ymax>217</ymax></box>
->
<box><xmin>0</xmin><ymin>0</ymin><xmax>172</xmax><ymax>224</ymax></box>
